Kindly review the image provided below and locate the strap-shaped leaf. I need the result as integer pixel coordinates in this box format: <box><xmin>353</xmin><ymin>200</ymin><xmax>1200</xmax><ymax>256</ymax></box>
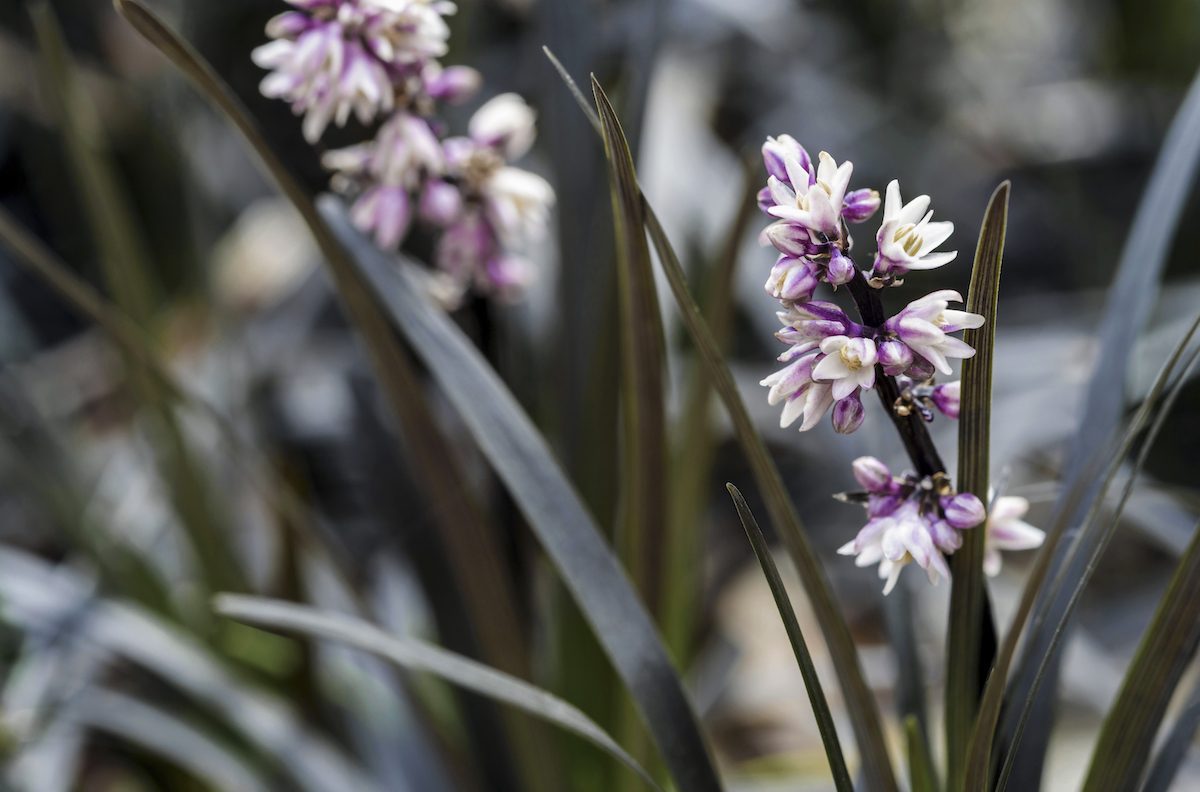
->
<box><xmin>944</xmin><ymin>182</ymin><xmax>1008</xmax><ymax>786</ymax></box>
<box><xmin>962</xmin><ymin>313</ymin><xmax>1200</xmax><ymax>791</ymax></box>
<box><xmin>1141</xmin><ymin>676</ymin><xmax>1200</xmax><ymax>792</ymax></box>
<box><xmin>573</xmin><ymin>73</ymin><xmax>897</xmax><ymax>790</ymax></box>
<box><xmin>111</xmin><ymin>0</ymin><xmax>531</xmax><ymax>688</ymax></box>
<box><xmin>726</xmin><ymin>484</ymin><xmax>853</xmax><ymax>792</ymax></box>
<box><xmin>316</xmin><ymin>199</ymin><xmax>723</xmax><ymax>792</ymax></box>
<box><xmin>995</xmin><ymin>336</ymin><xmax>1200</xmax><ymax>790</ymax></box>
<box><xmin>905</xmin><ymin>715</ymin><xmax>941</xmax><ymax>792</ymax></box>
<box><xmin>594</xmin><ymin>77</ymin><xmax>669</xmax><ymax>613</ymax></box>
<box><xmin>214</xmin><ymin>595</ymin><xmax>660</xmax><ymax>791</ymax></box>
<box><xmin>1007</xmin><ymin>63</ymin><xmax>1200</xmax><ymax>785</ymax></box>
<box><xmin>1081</xmin><ymin>521</ymin><xmax>1200</xmax><ymax>791</ymax></box>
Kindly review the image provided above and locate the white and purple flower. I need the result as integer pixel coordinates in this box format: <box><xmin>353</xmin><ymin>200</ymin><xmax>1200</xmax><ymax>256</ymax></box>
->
<box><xmin>871</xmin><ymin>180</ymin><xmax>956</xmax><ymax>280</ymax></box>
<box><xmin>884</xmin><ymin>290</ymin><xmax>984</xmax><ymax>375</ymax></box>
<box><xmin>837</xmin><ymin>458</ymin><xmax>985</xmax><ymax>593</ymax></box>
<box><xmin>252</xmin><ymin>0</ymin><xmax>454</xmax><ymax>143</ymax></box>
<box><xmin>984</xmin><ymin>495</ymin><xmax>1045</xmax><ymax>576</ymax></box>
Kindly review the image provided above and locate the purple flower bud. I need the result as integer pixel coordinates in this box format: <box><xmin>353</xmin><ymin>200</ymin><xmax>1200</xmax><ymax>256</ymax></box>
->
<box><xmin>762</xmin><ymin>135</ymin><xmax>812</xmax><ymax>184</ymax></box>
<box><xmin>941</xmin><ymin>493</ymin><xmax>986</xmax><ymax>529</ymax></box>
<box><xmin>841</xmin><ymin>188</ymin><xmax>881</xmax><ymax>224</ymax></box>
<box><xmin>757</xmin><ymin>186</ymin><xmax>775</xmax><ymax>214</ymax></box>
<box><xmin>832</xmin><ymin>392</ymin><xmax>865</xmax><ymax>434</ymax></box>
<box><xmin>878</xmin><ymin>340</ymin><xmax>914</xmax><ymax>376</ymax></box>
<box><xmin>766</xmin><ymin>257</ymin><xmax>819</xmax><ymax>303</ymax></box>
<box><xmin>826</xmin><ymin>249</ymin><xmax>856</xmax><ymax>286</ymax></box>
<box><xmin>904</xmin><ymin>354</ymin><xmax>936</xmax><ymax>382</ymax></box>
<box><xmin>852</xmin><ymin>456</ymin><xmax>892</xmax><ymax>493</ymax></box>
<box><xmin>426</xmin><ymin>66</ymin><xmax>482</xmax><ymax>104</ymax></box>
<box><xmin>931</xmin><ymin>381</ymin><xmax>961</xmax><ymax>419</ymax></box>
<box><xmin>419</xmin><ymin>179</ymin><xmax>463</xmax><ymax>226</ymax></box>
<box><xmin>762</xmin><ymin>222</ymin><xmax>821</xmax><ymax>257</ymax></box>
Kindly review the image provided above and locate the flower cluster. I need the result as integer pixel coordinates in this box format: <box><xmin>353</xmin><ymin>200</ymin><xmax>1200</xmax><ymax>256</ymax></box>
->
<box><xmin>756</xmin><ymin>135</ymin><xmax>1042</xmax><ymax>592</ymax></box>
<box><xmin>253</xmin><ymin>0</ymin><xmax>555</xmax><ymax>304</ymax></box>
<box><xmin>757</xmin><ymin>136</ymin><xmax>978</xmax><ymax>435</ymax></box>
<box><xmin>836</xmin><ymin>457</ymin><xmax>986</xmax><ymax>593</ymax></box>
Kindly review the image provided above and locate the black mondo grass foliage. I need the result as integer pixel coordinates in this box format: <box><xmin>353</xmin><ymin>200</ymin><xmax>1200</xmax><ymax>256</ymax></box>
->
<box><xmin>0</xmin><ymin>1</ymin><xmax>1198</xmax><ymax>791</ymax></box>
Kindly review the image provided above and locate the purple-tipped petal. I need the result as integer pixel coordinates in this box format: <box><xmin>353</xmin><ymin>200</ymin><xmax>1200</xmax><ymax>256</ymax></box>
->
<box><xmin>852</xmin><ymin>456</ymin><xmax>893</xmax><ymax>492</ymax></box>
<box><xmin>878</xmin><ymin>340</ymin><xmax>914</xmax><ymax>376</ymax></box>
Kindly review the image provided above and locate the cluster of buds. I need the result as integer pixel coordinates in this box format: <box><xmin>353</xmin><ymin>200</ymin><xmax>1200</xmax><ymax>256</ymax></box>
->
<box><xmin>253</xmin><ymin>0</ymin><xmax>554</xmax><ymax>304</ymax></box>
<box><xmin>836</xmin><ymin>458</ymin><xmax>986</xmax><ymax>593</ymax></box>
<box><xmin>756</xmin><ymin>136</ymin><xmax>1042</xmax><ymax>591</ymax></box>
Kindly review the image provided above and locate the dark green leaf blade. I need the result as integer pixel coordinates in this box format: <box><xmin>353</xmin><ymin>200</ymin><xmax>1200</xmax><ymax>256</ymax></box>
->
<box><xmin>1007</xmin><ymin>63</ymin><xmax>1200</xmax><ymax>785</ymax></box>
<box><xmin>905</xmin><ymin>715</ymin><xmax>941</xmax><ymax>792</ymax></box>
<box><xmin>944</xmin><ymin>181</ymin><xmax>1009</xmax><ymax>786</ymax></box>
<box><xmin>111</xmin><ymin>0</ymin><xmax>531</xmax><ymax>685</ymax></box>
<box><xmin>317</xmin><ymin>198</ymin><xmax>723</xmax><ymax>792</ymax></box>
<box><xmin>1141</xmin><ymin>676</ymin><xmax>1200</xmax><ymax>792</ymax></box>
<box><xmin>593</xmin><ymin>77</ymin><xmax>670</xmax><ymax>614</ymax></box>
<box><xmin>726</xmin><ymin>484</ymin><xmax>853</xmax><ymax>792</ymax></box>
<box><xmin>995</xmin><ymin>333</ymin><xmax>1200</xmax><ymax>791</ymax></box>
<box><xmin>962</xmin><ymin>313</ymin><xmax>1200</xmax><ymax>791</ymax></box>
<box><xmin>214</xmin><ymin>595</ymin><xmax>661</xmax><ymax>792</ymax></box>
<box><xmin>641</xmin><ymin>190</ymin><xmax>896</xmax><ymax>791</ymax></box>
<box><xmin>1081</xmin><ymin>521</ymin><xmax>1200</xmax><ymax>791</ymax></box>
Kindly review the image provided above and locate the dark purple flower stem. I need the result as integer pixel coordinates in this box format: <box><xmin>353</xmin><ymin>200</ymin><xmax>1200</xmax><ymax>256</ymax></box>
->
<box><xmin>846</xmin><ymin>272</ymin><xmax>945</xmax><ymax>477</ymax></box>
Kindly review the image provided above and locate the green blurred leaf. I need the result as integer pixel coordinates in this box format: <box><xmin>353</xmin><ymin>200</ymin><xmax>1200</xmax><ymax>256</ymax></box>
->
<box><xmin>593</xmin><ymin>77</ymin><xmax>669</xmax><ymax>614</ymax></box>
<box><xmin>112</xmin><ymin>0</ymin><xmax>530</xmax><ymax>679</ymax></box>
<box><xmin>963</xmin><ymin>313</ymin><xmax>1200</xmax><ymax>791</ymax></box>
<box><xmin>905</xmin><ymin>715</ymin><xmax>940</xmax><ymax>792</ymax></box>
<box><xmin>944</xmin><ymin>181</ymin><xmax>1008</xmax><ymax>786</ymax></box>
<box><xmin>317</xmin><ymin>198</ymin><xmax>723</xmax><ymax>792</ymax></box>
<box><xmin>32</xmin><ymin>0</ymin><xmax>241</xmax><ymax>598</ymax></box>
<box><xmin>214</xmin><ymin>595</ymin><xmax>661</xmax><ymax>791</ymax></box>
<box><xmin>1081</xmin><ymin>521</ymin><xmax>1200</xmax><ymax>791</ymax></box>
<box><xmin>726</xmin><ymin>484</ymin><xmax>853</xmax><ymax>792</ymax></box>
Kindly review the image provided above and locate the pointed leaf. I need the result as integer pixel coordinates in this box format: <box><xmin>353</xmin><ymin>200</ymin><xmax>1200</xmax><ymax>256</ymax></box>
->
<box><xmin>317</xmin><ymin>198</ymin><xmax>723</xmax><ymax>792</ymax></box>
<box><xmin>111</xmin><ymin>0</ymin><xmax>532</xmax><ymax>695</ymax></box>
<box><xmin>639</xmin><ymin>182</ymin><xmax>897</xmax><ymax>792</ymax></box>
<box><xmin>593</xmin><ymin>77</ymin><xmax>669</xmax><ymax>613</ymax></box>
<box><xmin>214</xmin><ymin>595</ymin><xmax>661</xmax><ymax>791</ymax></box>
<box><xmin>726</xmin><ymin>484</ymin><xmax>853</xmax><ymax>792</ymax></box>
<box><xmin>944</xmin><ymin>181</ymin><xmax>1008</xmax><ymax>786</ymax></box>
<box><xmin>963</xmin><ymin>313</ymin><xmax>1200</xmax><ymax>791</ymax></box>
<box><xmin>995</xmin><ymin>334</ymin><xmax>1200</xmax><ymax>791</ymax></box>
<box><xmin>1081</xmin><ymin>521</ymin><xmax>1200</xmax><ymax>791</ymax></box>
<box><xmin>1009</xmin><ymin>62</ymin><xmax>1200</xmax><ymax>785</ymax></box>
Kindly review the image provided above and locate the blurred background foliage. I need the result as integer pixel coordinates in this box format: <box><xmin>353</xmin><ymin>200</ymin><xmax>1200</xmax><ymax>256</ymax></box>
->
<box><xmin>0</xmin><ymin>0</ymin><xmax>1198</xmax><ymax>789</ymax></box>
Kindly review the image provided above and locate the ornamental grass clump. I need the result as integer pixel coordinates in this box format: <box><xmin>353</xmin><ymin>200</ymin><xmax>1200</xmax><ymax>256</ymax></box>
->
<box><xmin>1</xmin><ymin>3</ymin><xmax>1198</xmax><ymax>792</ymax></box>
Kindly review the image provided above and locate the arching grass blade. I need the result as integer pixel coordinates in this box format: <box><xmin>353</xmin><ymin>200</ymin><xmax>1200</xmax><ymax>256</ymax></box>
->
<box><xmin>214</xmin><ymin>595</ymin><xmax>662</xmax><ymax>792</ymax></box>
<box><xmin>317</xmin><ymin>198</ymin><xmax>724</xmax><ymax>792</ymax></box>
<box><xmin>725</xmin><ymin>484</ymin><xmax>853</xmax><ymax>792</ymax></box>
<box><xmin>1081</xmin><ymin>521</ymin><xmax>1200</xmax><ymax>791</ymax></box>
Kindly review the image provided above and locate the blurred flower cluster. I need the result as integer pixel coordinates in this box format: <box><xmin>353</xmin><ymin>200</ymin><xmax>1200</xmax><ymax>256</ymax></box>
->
<box><xmin>756</xmin><ymin>136</ymin><xmax>1043</xmax><ymax>591</ymax></box>
<box><xmin>253</xmin><ymin>0</ymin><xmax>554</xmax><ymax>303</ymax></box>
